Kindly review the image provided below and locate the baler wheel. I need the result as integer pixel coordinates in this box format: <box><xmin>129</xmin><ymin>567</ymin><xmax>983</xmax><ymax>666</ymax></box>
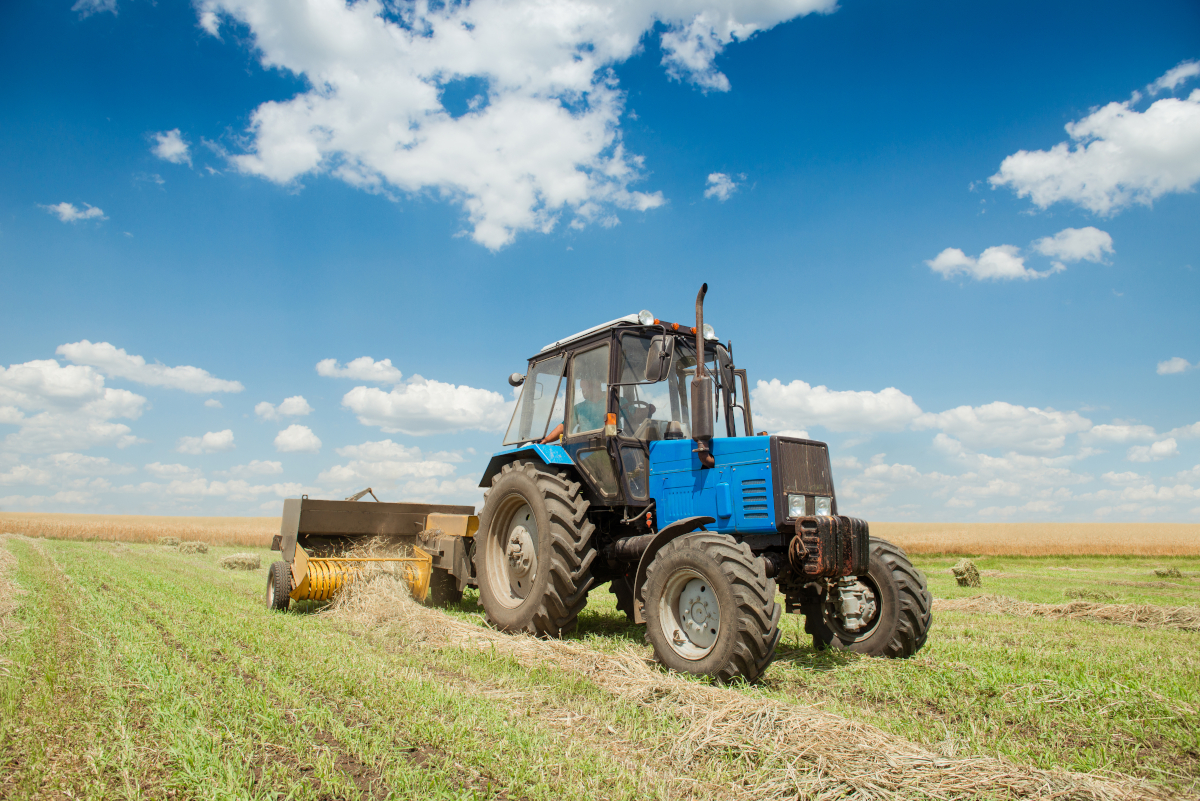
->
<box><xmin>808</xmin><ymin>537</ymin><xmax>932</xmax><ymax>658</ymax></box>
<box><xmin>427</xmin><ymin>567</ymin><xmax>463</xmax><ymax>607</ymax></box>
<box><xmin>476</xmin><ymin>460</ymin><xmax>596</xmax><ymax>637</ymax></box>
<box><xmin>643</xmin><ymin>532</ymin><xmax>780</xmax><ymax>683</ymax></box>
<box><xmin>266</xmin><ymin>560</ymin><xmax>291</xmax><ymax>612</ymax></box>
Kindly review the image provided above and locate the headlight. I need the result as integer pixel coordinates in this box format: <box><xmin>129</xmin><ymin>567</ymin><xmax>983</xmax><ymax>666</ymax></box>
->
<box><xmin>638</xmin><ymin>309</ymin><xmax>655</xmax><ymax>325</ymax></box>
<box><xmin>702</xmin><ymin>323</ymin><xmax>717</xmax><ymax>341</ymax></box>
<box><xmin>814</xmin><ymin>496</ymin><xmax>832</xmax><ymax>516</ymax></box>
<box><xmin>787</xmin><ymin>493</ymin><xmax>806</xmax><ymax>518</ymax></box>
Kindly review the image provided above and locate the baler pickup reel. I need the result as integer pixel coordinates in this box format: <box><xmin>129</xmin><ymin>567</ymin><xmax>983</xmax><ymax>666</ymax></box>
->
<box><xmin>266</xmin><ymin>491</ymin><xmax>478</xmax><ymax>611</ymax></box>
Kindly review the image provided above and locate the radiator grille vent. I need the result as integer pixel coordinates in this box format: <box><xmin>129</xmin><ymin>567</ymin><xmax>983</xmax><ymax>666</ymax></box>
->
<box><xmin>775</xmin><ymin>439</ymin><xmax>833</xmax><ymax>496</ymax></box>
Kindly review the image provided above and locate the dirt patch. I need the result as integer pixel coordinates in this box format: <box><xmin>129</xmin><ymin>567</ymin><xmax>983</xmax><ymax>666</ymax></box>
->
<box><xmin>935</xmin><ymin>594</ymin><xmax>1200</xmax><ymax>632</ymax></box>
<box><xmin>325</xmin><ymin>573</ymin><xmax>1172</xmax><ymax>801</ymax></box>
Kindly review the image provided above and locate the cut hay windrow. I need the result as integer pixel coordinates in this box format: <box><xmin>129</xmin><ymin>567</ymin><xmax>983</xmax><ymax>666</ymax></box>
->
<box><xmin>935</xmin><ymin>594</ymin><xmax>1200</xmax><ymax>632</ymax></box>
<box><xmin>325</xmin><ymin>573</ymin><xmax>1175</xmax><ymax>801</ymax></box>
<box><xmin>0</xmin><ymin>536</ymin><xmax>24</xmax><ymax>646</ymax></box>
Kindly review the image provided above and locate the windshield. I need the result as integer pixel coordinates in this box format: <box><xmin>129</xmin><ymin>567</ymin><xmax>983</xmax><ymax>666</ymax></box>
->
<box><xmin>503</xmin><ymin>355</ymin><xmax>565</xmax><ymax>445</ymax></box>
<box><xmin>618</xmin><ymin>333</ymin><xmax>734</xmax><ymax>440</ymax></box>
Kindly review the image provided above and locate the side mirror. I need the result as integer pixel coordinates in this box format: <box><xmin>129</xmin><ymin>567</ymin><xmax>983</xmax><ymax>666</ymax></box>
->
<box><xmin>644</xmin><ymin>335</ymin><xmax>674</xmax><ymax>382</ymax></box>
<box><xmin>508</xmin><ymin>372</ymin><xmax>525</xmax><ymax>387</ymax></box>
<box><xmin>690</xmin><ymin>376</ymin><xmax>714</xmax><ymax>440</ymax></box>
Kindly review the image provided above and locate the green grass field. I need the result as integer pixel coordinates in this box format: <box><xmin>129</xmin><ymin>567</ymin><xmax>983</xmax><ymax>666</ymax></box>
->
<box><xmin>1</xmin><ymin>535</ymin><xmax>1197</xmax><ymax>799</ymax></box>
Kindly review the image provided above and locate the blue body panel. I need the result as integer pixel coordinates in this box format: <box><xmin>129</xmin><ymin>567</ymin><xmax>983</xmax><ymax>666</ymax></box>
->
<box><xmin>479</xmin><ymin>443</ymin><xmax>574</xmax><ymax>487</ymax></box>
<box><xmin>648</xmin><ymin>436</ymin><xmax>776</xmax><ymax>534</ymax></box>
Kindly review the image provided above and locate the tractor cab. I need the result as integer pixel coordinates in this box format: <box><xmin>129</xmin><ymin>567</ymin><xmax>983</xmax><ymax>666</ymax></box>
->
<box><xmin>485</xmin><ymin>307</ymin><xmax>755</xmax><ymax>513</ymax></box>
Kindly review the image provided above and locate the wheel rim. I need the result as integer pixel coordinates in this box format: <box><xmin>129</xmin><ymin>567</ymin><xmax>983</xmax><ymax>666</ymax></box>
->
<box><xmin>657</xmin><ymin>568</ymin><xmax>720</xmax><ymax>660</ymax></box>
<box><xmin>266</xmin><ymin>571</ymin><xmax>275</xmax><ymax>608</ymax></box>
<box><xmin>825</xmin><ymin>575</ymin><xmax>881</xmax><ymax>641</ymax></box>
<box><xmin>485</xmin><ymin>496</ymin><xmax>540</xmax><ymax>609</ymax></box>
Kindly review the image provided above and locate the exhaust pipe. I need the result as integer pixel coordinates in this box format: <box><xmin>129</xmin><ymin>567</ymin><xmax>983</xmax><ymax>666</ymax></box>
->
<box><xmin>692</xmin><ymin>283</ymin><xmax>715</xmax><ymax>468</ymax></box>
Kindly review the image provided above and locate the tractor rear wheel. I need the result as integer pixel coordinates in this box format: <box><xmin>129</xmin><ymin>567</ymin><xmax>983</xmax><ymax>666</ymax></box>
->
<box><xmin>476</xmin><ymin>460</ymin><xmax>596</xmax><ymax>637</ymax></box>
<box><xmin>808</xmin><ymin>537</ymin><xmax>931</xmax><ymax>658</ymax></box>
<box><xmin>266</xmin><ymin>560</ymin><xmax>290</xmax><ymax>611</ymax></box>
<box><xmin>643</xmin><ymin>533</ymin><xmax>780</xmax><ymax>683</ymax></box>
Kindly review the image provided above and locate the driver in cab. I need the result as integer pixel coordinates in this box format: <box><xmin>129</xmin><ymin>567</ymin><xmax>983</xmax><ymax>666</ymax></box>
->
<box><xmin>541</xmin><ymin>378</ymin><xmax>606</xmax><ymax>444</ymax></box>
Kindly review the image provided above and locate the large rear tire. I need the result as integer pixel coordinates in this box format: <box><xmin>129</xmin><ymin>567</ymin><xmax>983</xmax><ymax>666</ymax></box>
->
<box><xmin>808</xmin><ymin>537</ymin><xmax>931</xmax><ymax>658</ymax></box>
<box><xmin>476</xmin><ymin>460</ymin><xmax>596</xmax><ymax>637</ymax></box>
<box><xmin>266</xmin><ymin>560</ymin><xmax>290</xmax><ymax>611</ymax></box>
<box><xmin>643</xmin><ymin>533</ymin><xmax>780</xmax><ymax>683</ymax></box>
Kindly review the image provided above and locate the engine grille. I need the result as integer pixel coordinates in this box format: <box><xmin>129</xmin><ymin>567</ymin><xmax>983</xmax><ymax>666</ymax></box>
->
<box><xmin>774</xmin><ymin>438</ymin><xmax>833</xmax><ymax>497</ymax></box>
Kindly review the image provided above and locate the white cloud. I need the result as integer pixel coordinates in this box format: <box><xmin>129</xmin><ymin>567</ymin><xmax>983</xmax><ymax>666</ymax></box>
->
<box><xmin>216</xmin><ymin>460</ymin><xmax>284</xmax><ymax>478</ymax></box>
<box><xmin>57</xmin><ymin>340</ymin><xmax>244</xmax><ymax>394</ymax></box>
<box><xmin>1030</xmin><ymin>226</ymin><xmax>1113</xmax><ymax>264</ymax></box>
<box><xmin>72</xmin><ymin>0</ymin><xmax>117</xmax><ymax>19</ymax></box>
<box><xmin>195</xmin><ymin>0</ymin><xmax>833</xmax><ymax>249</ymax></box>
<box><xmin>145</xmin><ymin>462</ymin><xmax>202</xmax><ymax>479</ymax></box>
<box><xmin>342</xmin><ymin>375</ymin><xmax>512</xmax><ymax>435</ymax></box>
<box><xmin>317</xmin><ymin>357</ymin><xmax>403</xmax><ymax>385</ymax></box>
<box><xmin>121</xmin><ymin>478</ymin><xmax>306</xmax><ymax>501</ymax></box>
<box><xmin>915</xmin><ymin>402</ymin><xmax>1092</xmax><ymax>454</ymax></box>
<box><xmin>1128</xmin><ymin>438</ymin><xmax>1179</xmax><ymax>463</ymax></box>
<box><xmin>704</xmin><ymin>172</ymin><xmax>739</xmax><ymax>201</ymax></box>
<box><xmin>0</xmin><ymin>359</ymin><xmax>146</xmax><ymax>453</ymax></box>
<box><xmin>1157</xmin><ymin>357</ymin><xmax>1193</xmax><ymax>375</ymax></box>
<box><xmin>989</xmin><ymin>83</ymin><xmax>1200</xmax><ymax>214</ymax></box>
<box><xmin>177</xmin><ymin>429</ymin><xmax>236</xmax><ymax>455</ymax></box>
<box><xmin>151</xmin><ymin>129</ymin><xmax>192</xmax><ymax>166</ymax></box>
<box><xmin>1149</xmin><ymin>60</ymin><xmax>1200</xmax><ymax>95</ymax></box>
<box><xmin>205</xmin><ymin>399</ymin><xmax>223</xmax><ymax>408</ymax></box>
<box><xmin>274</xmin><ymin>424</ymin><xmax>321</xmax><ymax>453</ymax></box>
<box><xmin>1102</xmin><ymin>470</ymin><xmax>1144</xmax><ymax>484</ymax></box>
<box><xmin>255</xmin><ymin>395</ymin><xmax>314</xmax><ymax>421</ymax></box>
<box><xmin>752</xmin><ymin>379</ymin><xmax>922</xmax><ymax>433</ymax></box>
<box><xmin>1083</xmin><ymin>422</ymin><xmax>1157</xmax><ymax>443</ymax></box>
<box><xmin>40</xmin><ymin>202</ymin><xmax>106</xmax><ymax>223</ymax></box>
<box><xmin>926</xmin><ymin>244</ymin><xmax>1059</xmax><ymax>281</ymax></box>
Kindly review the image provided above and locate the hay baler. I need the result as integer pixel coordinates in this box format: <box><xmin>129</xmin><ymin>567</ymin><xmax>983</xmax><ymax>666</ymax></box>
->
<box><xmin>265</xmin><ymin>493</ymin><xmax>478</xmax><ymax>611</ymax></box>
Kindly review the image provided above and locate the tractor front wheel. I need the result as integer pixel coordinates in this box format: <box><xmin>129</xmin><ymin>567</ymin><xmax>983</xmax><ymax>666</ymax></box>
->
<box><xmin>808</xmin><ymin>537</ymin><xmax>932</xmax><ymax>658</ymax></box>
<box><xmin>476</xmin><ymin>460</ymin><xmax>596</xmax><ymax>637</ymax></box>
<box><xmin>643</xmin><ymin>533</ymin><xmax>780</xmax><ymax>683</ymax></box>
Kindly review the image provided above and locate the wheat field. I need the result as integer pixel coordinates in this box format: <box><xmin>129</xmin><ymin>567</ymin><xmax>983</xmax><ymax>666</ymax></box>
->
<box><xmin>875</xmin><ymin>522</ymin><xmax>1200</xmax><ymax>556</ymax></box>
<box><xmin>0</xmin><ymin>513</ymin><xmax>278</xmax><ymax>547</ymax></box>
<box><xmin>2</xmin><ymin>513</ymin><xmax>1197</xmax><ymax>555</ymax></box>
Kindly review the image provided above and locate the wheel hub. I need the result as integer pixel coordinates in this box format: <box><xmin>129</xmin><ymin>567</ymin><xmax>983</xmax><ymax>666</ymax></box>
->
<box><xmin>506</xmin><ymin>527</ymin><xmax>535</xmax><ymax>577</ymax></box>
<box><xmin>678</xmin><ymin>579</ymin><xmax>719</xmax><ymax>649</ymax></box>
<box><xmin>834</xmin><ymin>576</ymin><xmax>877</xmax><ymax>633</ymax></box>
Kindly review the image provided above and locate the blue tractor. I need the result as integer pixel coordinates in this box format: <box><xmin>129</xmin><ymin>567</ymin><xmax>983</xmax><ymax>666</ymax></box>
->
<box><xmin>474</xmin><ymin>285</ymin><xmax>932</xmax><ymax>682</ymax></box>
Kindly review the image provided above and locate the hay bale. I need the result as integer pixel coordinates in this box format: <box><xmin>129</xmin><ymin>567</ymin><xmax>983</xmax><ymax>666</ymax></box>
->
<box><xmin>178</xmin><ymin>541</ymin><xmax>209</xmax><ymax>555</ymax></box>
<box><xmin>158</xmin><ymin>536</ymin><xmax>180</xmax><ymax>547</ymax></box>
<box><xmin>951</xmin><ymin>558</ymin><xmax>981</xmax><ymax>587</ymax></box>
<box><xmin>220</xmin><ymin>553</ymin><xmax>261</xmax><ymax>570</ymax></box>
<box><xmin>1153</xmin><ymin>566</ymin><xmax>1183</xmax><ymax>578</ymax></box>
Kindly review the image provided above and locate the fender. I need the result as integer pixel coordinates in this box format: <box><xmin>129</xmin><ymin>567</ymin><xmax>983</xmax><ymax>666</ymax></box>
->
<box><xmin>631</xmin><ymin>515</ymin><xmax>716</xmax><ymax>624</ymax></box>
<box><xmin>478</xmin><ymin>442</ymin><xmax>575</xmax><ymax>488</ymax></box>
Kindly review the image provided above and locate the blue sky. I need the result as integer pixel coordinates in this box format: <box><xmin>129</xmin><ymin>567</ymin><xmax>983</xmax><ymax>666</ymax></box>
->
<box><xmin>1</xmin><ymin>0</ymin><xmax>1198</xmax><ymax>521</ymax></box>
